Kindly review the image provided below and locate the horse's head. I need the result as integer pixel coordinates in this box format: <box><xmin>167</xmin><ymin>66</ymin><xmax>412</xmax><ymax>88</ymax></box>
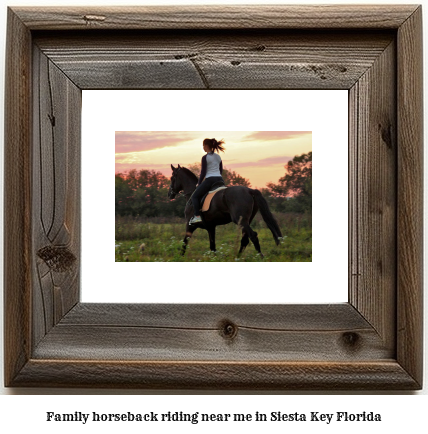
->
<box><xmin>168</xmin><ymin>164</ymin><xmax>183</xmax><ymax>199</ymax></box>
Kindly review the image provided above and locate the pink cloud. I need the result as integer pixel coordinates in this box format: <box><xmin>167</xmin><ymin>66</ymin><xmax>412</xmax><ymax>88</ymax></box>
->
<box><xmin>226</xmin><ymin>156</ymin><xmax>292</xmax><ymax>170</ymax></box>
<box><xmin>115</xmin><ymin>131</ymin><xmax>192</xmax><ymax>153</ymax></box>
<box><xmin>243</xmin><ymin>131</ymin><xmax>311</xmax><ymax>141</ymax></box>
<box><xmin>115</xmin><ymin>162</ymin><xmax>172</xmax><ymax>177</ymax></box>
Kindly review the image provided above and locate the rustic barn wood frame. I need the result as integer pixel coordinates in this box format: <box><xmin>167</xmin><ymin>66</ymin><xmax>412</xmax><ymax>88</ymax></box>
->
<box><xmin>4</xmin><ymin>5</ymin><xmax>423</xmax><ymax>390</ymax></box>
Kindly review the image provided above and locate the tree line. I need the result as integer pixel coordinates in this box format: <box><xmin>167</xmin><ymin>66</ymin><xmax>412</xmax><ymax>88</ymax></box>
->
<box><xmin>115</xmin><ymin>152</ymin><xmax>312</xmax><ymax>218</ymax></box>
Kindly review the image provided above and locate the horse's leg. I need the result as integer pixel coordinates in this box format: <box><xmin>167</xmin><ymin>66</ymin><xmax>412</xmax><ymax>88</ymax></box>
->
<box><xmin>239</xmin><ymin>230</ymin><xmax>250</xmax><ymax>254</ymax></box>
<box><xmin>229</xmin><ymin>205</ymin><xmax>263</xmax><ymax>256</ymax></box>
<box><xmin>239</xmin><ymin>205</ymin><xmax>259</xmax><ymax>254</ymax></box>
<box><xmin>182</xmin><ymin>224</ymin><xmax>196</xmax><ymax>255</ymax></box>
<box><xmin>241</xmin><ymin>221</ymin><xmax>263</xmax><ymax>257</ymax></box>
<box><xmin>207</xmin><ymin>226</ymin><xmax>216</xmax><ymax>252</ymax></box>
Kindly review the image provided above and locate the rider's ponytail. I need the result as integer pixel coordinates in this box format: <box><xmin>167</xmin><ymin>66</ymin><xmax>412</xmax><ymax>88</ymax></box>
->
<box><xmin>204</xmin><ymin>138</ymin><xmax>225</xmax><ymax>153</ymax></box>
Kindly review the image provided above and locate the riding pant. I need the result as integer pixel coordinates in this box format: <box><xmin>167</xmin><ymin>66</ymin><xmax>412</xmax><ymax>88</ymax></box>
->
<box><xmin>191</xmin><ymin>176</ymin><xmax>224</xmax><ymax>216</ymax></box>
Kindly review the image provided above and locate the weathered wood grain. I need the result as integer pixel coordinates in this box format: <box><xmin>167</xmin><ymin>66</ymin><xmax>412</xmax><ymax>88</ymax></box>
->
<box><xmin>4</xmin><ymin>5</ymin><xmax>423</xmax><ymax>390</ymax></box>
<box><xmin>32</xmin><ymin>46</ymin><xmax>81</xmax><ymax>349</ymax></box>
<box><xmin>35</xmin><ymin>31</ymin><xmax>393</xmax><ymax>89</ymax></box>
<box><xmin>12</xmin><ymin>5</ymin><xmax>419</xmax><ymax>30</ymax></box>
<box><xmin>61</xmin><ymin>303</ymin><xmax>369</xmax><ymax>329</ymax></box>
<box><xmin>12</xmin><ymin>360</ymin><xmax>419</xmax><ymax>390</ymax></box>
<box><xmin>4</xmin><ymin>8</ymin><xmax>32</xmax><ymax>389</ymax></box>
<box><xmin>349</xmin><ymin>40</ymin><xmax>396</xmax><ymax>351</ymax></box>
<box><xmin>396</xmin><ymin>6</ymin><xmax>424</xmax><ymax>387</ymax></box>
<box><xmin>32</xmin><ymin>303</ymin><xmax>391</xmax><ymax>362</ymax></box>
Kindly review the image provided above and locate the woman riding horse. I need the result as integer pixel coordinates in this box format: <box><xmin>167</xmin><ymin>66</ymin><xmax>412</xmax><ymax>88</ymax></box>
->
<box><xmin>189</xmin><ymin>138</ymin><xmax>225</xmax><ymax>225</ymax></box>
<box><xmin>168</xmin><ymin>138</ymin><xmax>282</xmax><ymax>257</ymax></box>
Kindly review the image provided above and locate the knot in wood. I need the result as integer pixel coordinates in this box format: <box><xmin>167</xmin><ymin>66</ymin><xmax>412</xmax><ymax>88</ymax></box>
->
<box><xmin>378</xmin><ymin>122</ymin><xmax>393</xmax><ymax>149</ymax></box>
<box><xmin>341</xmin><ymin>332</ymin><xmax>361</xmax><ymax>350</ymax></box>
<box><xmin>219</xmin><ymin>320</ymin><xmax>238</xmax><ymax>340</ymax></box>
<box><xmin>37</xmin><ymin>245</ymin><xmax>76</xmax><ymax>272</ymax></box>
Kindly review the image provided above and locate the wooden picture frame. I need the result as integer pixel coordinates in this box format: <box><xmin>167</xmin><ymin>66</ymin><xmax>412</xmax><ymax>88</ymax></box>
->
<box><xmin>4</xmin><ymin>5</ymin><xmax>423</xmax><ymax>389</ymax></box>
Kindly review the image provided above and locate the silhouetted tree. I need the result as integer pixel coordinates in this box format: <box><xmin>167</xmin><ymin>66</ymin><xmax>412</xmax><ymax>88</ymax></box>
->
<box><xmin>265</xmin><ymin>152</ymin><xmax>312</xmax><ymax>213</ymax></box>
<box><xmin>115</xmin><ymin>169</ymin><xmax>186</xmax><ymax>218</ymax></box>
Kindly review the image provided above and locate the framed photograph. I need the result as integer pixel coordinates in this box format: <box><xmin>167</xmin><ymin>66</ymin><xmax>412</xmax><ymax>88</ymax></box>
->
<box><xmin>113</xmin><ymin>129</ymin><xmax>314</xmax><ymax>264</ymax></box>
<box><xmin>4</xmin><ymin>5</ymin><xmax>423</xmax><ymax>389</ymax></box>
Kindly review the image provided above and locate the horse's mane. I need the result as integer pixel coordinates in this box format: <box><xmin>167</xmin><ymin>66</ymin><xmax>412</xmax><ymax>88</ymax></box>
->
<box><xmin>180</xmin><ymin>167</ymin><xmax>198</xmax><ymax>182</ymax></box>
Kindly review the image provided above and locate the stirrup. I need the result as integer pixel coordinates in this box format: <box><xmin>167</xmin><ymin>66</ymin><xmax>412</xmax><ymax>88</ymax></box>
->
<box><xmin>189</xmin><ymin>215</ymin><xmax>202</xmax><ymax>225</ymax></box>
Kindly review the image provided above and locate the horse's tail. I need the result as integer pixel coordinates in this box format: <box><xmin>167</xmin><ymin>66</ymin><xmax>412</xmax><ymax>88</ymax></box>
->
<box><xmin>250</xmin><ymin>189</ymin><xmax>282</xmax><ymax>245</ymax></box>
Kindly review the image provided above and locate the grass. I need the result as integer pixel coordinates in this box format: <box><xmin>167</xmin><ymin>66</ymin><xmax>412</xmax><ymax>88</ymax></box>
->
<box><xmin>115</xmin><ymin>213</ymin><xmax>311</xmax><ymax>262</ymax></box>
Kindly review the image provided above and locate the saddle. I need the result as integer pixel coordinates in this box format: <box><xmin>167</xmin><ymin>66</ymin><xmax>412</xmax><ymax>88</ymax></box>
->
<box><xmin>200</xmin><ymin>181</ymin><xmax>227</xmax><ymax>212</ymax></box>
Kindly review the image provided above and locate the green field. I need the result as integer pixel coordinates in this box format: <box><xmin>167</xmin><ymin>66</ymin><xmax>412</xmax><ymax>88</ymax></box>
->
<box><xmin>115</xmin><ymin>213</ymin><xmax>311</xmax><ymax>262</ymax></box>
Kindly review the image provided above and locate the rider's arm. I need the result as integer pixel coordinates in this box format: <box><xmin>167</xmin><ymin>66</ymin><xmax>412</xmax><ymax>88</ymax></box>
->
<box><xmin>198</xmin><ymin>155</ymin><xmax>207</xmax><ymax>185</ymax></box>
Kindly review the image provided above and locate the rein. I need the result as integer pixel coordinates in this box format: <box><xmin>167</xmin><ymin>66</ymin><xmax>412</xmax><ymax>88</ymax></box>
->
<box><xmin>179</xmin><ymin>189</ymin><xmax>195</xmax><ymax>198</ymax></box>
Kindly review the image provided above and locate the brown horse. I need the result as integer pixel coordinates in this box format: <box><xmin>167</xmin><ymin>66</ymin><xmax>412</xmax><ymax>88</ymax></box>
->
<box><xmin>168</xmin><ymin>164</ymin><xmax>282</xmax><ymax>256</ymax></box>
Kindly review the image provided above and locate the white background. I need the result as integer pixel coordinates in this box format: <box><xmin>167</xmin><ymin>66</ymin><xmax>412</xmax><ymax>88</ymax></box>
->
<box><xmin>0</xmin><ymin>0</ymin><xmax>427</xmax><ymax>431</ymax></box>
<box><xmin>82</xmin><ymin>90</ymin><xmax>348</xmax><ymax>304</ymax></box>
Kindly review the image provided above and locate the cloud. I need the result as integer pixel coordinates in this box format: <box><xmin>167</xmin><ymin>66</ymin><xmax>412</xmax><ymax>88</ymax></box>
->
<box><xmin>226</xmin><ymin>156</ymin><xmax>292</xmax><ymax>169</ymax></box>
<box><xmin>115</xmin><ymin>131</ymin><xmax>192</xmax><ymax>154</ymax></box>
<box><xmin>115</xmin><ymin>162</ymin><xmax>172</xmax><ymax>176</ymax></box>
<box><xmin>242</xmin><ymin>131</ymin><xmax>311</xmax><ymax>142</ymax></box>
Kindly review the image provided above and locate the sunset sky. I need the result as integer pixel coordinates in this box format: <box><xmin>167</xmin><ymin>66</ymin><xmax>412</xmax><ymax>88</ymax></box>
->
<box><xmin>115</xmin><ymin>131</ymin><xmax>312</xmax><ymax>188</ymax></box>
